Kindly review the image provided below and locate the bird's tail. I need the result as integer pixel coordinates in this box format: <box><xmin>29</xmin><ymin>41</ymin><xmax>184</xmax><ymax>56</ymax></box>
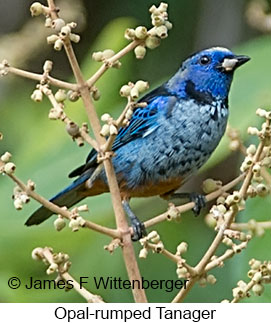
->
<box><xmin>25</xmin><ymin>174</ymin><xmax>89</xmax><ymax>226</ymax></box>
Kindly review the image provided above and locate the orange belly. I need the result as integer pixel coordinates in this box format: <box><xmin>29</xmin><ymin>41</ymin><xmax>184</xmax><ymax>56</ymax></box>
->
<box><xmin>119</xmin><ymin>177</ymin><xmax>183</xmax><ymax>199</ymax></box>
<box><xmin>80</xmin><ymin>174</ymin><xmax>183</xmax><ymax>201</ymax></box>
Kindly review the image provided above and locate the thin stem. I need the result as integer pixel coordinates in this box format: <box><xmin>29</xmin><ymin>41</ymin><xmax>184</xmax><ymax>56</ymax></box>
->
<box><xmin>7</xmin><ymin>65</ymin><xmax>77</xmax><ymax>91</ymax></box>
<box><xmin>205</xmin><ymin>240</ymin><xmax>248</xmax><ymax>272</ymax></box>
<box><xmin>145</xmin><ymin>242</ymin><xmax>197</xmax><ymax>276</ymax></box>
<box><xmin>205</xmin><ymin>250</ymin><xmax>234</xmax><ymax>272</ymax></box>
<box><xmin>231</xmin><ymin>221</ymin><xmax>271</xmax><ymax>231</ymax></box>
<box><xmin>86</xmin><ymin>40</ymin><xmax>142</xmax><ymax>88</ymax></box>
<box><xmin>7</xmin><ymin>171</ymin><xmax>118</xmax><ymax>238</ymax></box>
<box><xmin>42</xmin><ymin>86</ymin><xmax>99</xmax><ymax>151</ymax></box>
<box><xmin>231</xmin><ymin>280</ymin><xmax>255</xmax><ymax>303</ymax></box>
<box><xmin>47</xmin><ymin>0</ymin><xmax>58</xmax><ymax>19</ymax></box>
<box><xmin>80</xmin><ymin>128</ymin><xmax>99</xmax><ymax>151</ymax></box>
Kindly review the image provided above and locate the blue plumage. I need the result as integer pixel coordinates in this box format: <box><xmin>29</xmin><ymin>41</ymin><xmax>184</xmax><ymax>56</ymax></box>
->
<box><xmin>25</xmin><ymin>47</ymin><xmax>250</xmax><ymax>226</ymax></box>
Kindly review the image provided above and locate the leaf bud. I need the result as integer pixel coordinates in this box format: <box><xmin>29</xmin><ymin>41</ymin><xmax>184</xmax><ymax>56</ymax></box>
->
<box><xmin>102</xmin><ymin>49</ymin><xmax>115</xmax><ymax>59</ymax></box>
<box><xmin>206</xmin><ymin>274</ymin><xmax>217</xmax><ymax>285</ymax></box>
<box><xmin>60</xmin><ymin>25</ymin><xmax>71</xmax><ymax>37</ymax></box>
<box><xmin>54</xmin><ymin>217</ymin><xmax>66</xmax><ymax>231</ymax></box>
<box><xmin>31</xmin><ymin>247</ymin><xmax>44</xmax><ymax>261</ymax></box>
<box><xmin>145</xmin><ymin>36</ymin><xmax>161</xmax><ymax>49</ymax></box>
<box><xmin>134</xmin><ymin>45</ymin><xmax>146</xmax><ymax>59</ymax></box>
<box><xmin>176</xmin><ymin>242</ymin><xmax>188</xmax><ymax>255</ymax></box>
<box><xmin>252</xmin><ymin>283</ymin><xmax>264</xmax><ymax>296</ymax></box>
<box><xmin>66</xmin><ymin>121</ymin><xmax>80</xmax><ymax>137</ymax></box>
<box><xmin>4</xmin><ymin>162</ymin><xmax>16</xmax><ymax>174</ymax></box>
<box><xmin>47</xmin><ymin>34</ymin><xmax>59</xmax><ymax>44</ymax></box>
<box><xmin>31</xmin><ymin>89</ymin><xmax>43</xmax><ymax>102</ymax></box>
<box><xmin>135</xmin><ymin>26</ymin><xmax>148</xmax><ymax>39</ymax></box>
<box><xmin>139</xmin><ymin>248</ymin><xmax>148</xmax><ymax>259</ymax></box>
<box><xmin>130</xmin><ymin>87</ymin><xmax>139</xmax><ymax>100</ymax></box>
<box><xmin>30</xmin><ymin>2</ymin><xmax>44</xmax><ymax>16</ymax></box>
<box><xmin>101</xmin><ymin>113</ymin><xmax>111</xmax><ymax>122</ymax></box>
<box><xmin>55</xmin><ymin>89</ymin><xmax>67</xmax><ymax>102</ymax></box>
<box><xmin>246</xmin><ymin>144</ymin><xmax>257</xmax><ymax>156</ymax></box>
<box><xmin>120</xmin><ymin>85</ymin><xmax>131</xmax><ymax>97</ymax></box>
<box><xmin>109</xmin><ymin>125</ymin><xmax>118</xmax><ymax>135</ymax></box>
<box><xmin>155</xmin><ymin>25</ymin><xmax>168</xmax><ymax>38</ymax></box>
<box><xmin>124</xmin><ymin>28</ymin><xmax>135</xmax><ymax>40</ymax></box>
<box><xmin>69</xmin><ymin>33</ymin><xmax>80</xmax><ymax>43</ymax></box>
<box><xmin>256</xmin><ymin>183</ymin><xmax>269</xmax><ymax>197</ymax></box>
<box><xmin>46</xmin><ymin>263</ymin><xmax>58</xmax><ymax>275</ymax></box>
<box><xmin>52</xmin><ymin>18</ymin><xmax>66</xmax><ymax>32</ymax></box>
<box><xmin>100</xmin><ymin>124</ymin><xmax>110</xmax><ymax>137</ymax></box>
<box><xmin>135</xmin><ymin>80</ymin><xmax>149</xmax><ymax>92</ymax></box>
<box><xmin>43</xmin><ymin>60</ymin><xmax>53</xmax><ymax>73</ymax></box>
<box><xmin>54</xmin><ymin>39</ymin><xmax>63</xmax><ymax>51</ymax></box>
<box><xmin>69</xmin><ymin>218</ymin><xmax>80</xmax><ymax>232</ymax></box>
<box><xmin>14</xmin><ymin>198</ymin><xmax>23</xmax><ymax>210</ymax></box>
<box><xmin>1</xmin><ymin>152</ymin><xmax>12</xmax><ymax>163</ymax></box>
<box><xmin>45</xmin><ymin>17</ymin><xmax>52</xmax><ymax>28</ymax></box>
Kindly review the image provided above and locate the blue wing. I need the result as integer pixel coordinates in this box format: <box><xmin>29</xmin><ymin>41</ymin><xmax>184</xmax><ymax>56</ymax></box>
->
<box><xmin>69</xmin><ymin>84</ymin><xmax>177</xmax><ymax>178</ymax></box>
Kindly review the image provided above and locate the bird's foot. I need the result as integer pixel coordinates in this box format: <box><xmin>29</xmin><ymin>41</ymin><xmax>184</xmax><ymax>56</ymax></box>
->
<box><xmin>168</xmin><ymin>192</ymin><xmax>206</xmax><ymax>216</ymax></box>
<box><xmin>122</xmin><ymin>200</ymin><xmax>146</xmax><ymax>241</ymax></box>
<box><xmin>189</xmin><ymin>192</ymin><xmax>206</xmax><ymax>216</ymax></box>
<box><xmin>130</xmin><ymin>217</ymin><xmax>147</xmax><ymax>241</ymax></box>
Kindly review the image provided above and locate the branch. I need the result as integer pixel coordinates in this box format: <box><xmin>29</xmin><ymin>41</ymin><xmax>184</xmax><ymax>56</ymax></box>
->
<box><xmin>2</xmin><ymin>165</ymin><xmax>119</xmax><ymax>239</ymax></box>
<box><xmin>46</xmin><ymin>0</ymin><xmax>147</xmax><ymax>302</ymax></box>
<box><xmin>5</xmin><ymin>64</ymin><xmax>77</xmax><ymax>91</ymax></box>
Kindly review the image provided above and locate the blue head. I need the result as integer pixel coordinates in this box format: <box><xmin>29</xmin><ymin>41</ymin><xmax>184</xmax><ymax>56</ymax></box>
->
<box><xmin>167</xmin><ymin>47</ymin><xmax>250</xmax><ymax>102</ymax></box>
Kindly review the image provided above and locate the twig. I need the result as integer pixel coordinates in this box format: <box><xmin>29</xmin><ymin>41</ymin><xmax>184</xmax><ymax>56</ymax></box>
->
<box><xmin>205</xmin><ymin>241</ymin><xmax>248</xmax><ymax>272</ymax></box>
<box><xmin>80</xmin><ymin>127</ymin><xmax>99</xmax><ymax>151</ymax></box>
<box><xmin>231</xmin><ymin>221</ymin><xmax>271</xmax><ymax>231</ymax></box>
<box><xmin>145</xmin><ymin>242</ymin><xmax>197</xmax><ymax>276</ymax></box>
<box><xmin>86</xmin><ymin>40</ymin><xmax>142</xmax><ymax>88</ymax></box>
<box><xmin>231</xmin><ymin>280</ymin><xmax>255</xmax><ymax>303</ymax></box>
<box><xmin>6</xmin><ymin>170</ymin><xmax>118</xmax><ymax>239</ymax></box>
<box><xmin>6</xmin><ymin>65</ymin><xmax>77</xmax><ymax>91</ymax></box>
<box><xmin>41</xmin><ymin>85</ymin><xmax>99</xmax><ymax>151</ymax></box>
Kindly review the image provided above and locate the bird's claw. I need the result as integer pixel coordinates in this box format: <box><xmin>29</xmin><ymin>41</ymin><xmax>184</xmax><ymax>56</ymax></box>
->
<box><xmin>189</xmin><ymin>193</ymin><xmax>206</xmax><ymax>216</ymax></box>
<box><xmin>131</xmin><ymin>218</ymin><xmax>147</xmax><ymax>241</ymax></box>
<box><xmin>122</xmin><ymin>200</ymin><xmax>147</xmax><ymax>241</ymax></box>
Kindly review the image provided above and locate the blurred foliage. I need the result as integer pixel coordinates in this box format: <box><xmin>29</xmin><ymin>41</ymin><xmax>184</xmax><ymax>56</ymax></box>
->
<box><xmin>0</xmin><ymin>8</ymin><xmax>271</xmax><ymax>303</ymax></box>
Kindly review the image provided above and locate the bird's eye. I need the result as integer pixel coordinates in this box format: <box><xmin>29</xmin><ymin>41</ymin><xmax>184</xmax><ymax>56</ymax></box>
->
<box><xmin>199</xmin><ymin>56</ymin><xmax>211</xmax><ymax>65</ymax></box>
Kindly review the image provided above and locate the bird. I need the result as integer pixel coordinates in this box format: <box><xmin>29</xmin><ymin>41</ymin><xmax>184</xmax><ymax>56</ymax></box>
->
<box><xmin>25</xmin><ymin>47</ymin><xmax>250</xmax><ymax>240</ymax></box>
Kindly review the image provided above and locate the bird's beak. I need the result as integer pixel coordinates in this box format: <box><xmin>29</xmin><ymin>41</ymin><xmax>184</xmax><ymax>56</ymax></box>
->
<box><xmin>220</xmin><ymin>55</ymin><xmax>250</xmax><ymax>72</ymax></box>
